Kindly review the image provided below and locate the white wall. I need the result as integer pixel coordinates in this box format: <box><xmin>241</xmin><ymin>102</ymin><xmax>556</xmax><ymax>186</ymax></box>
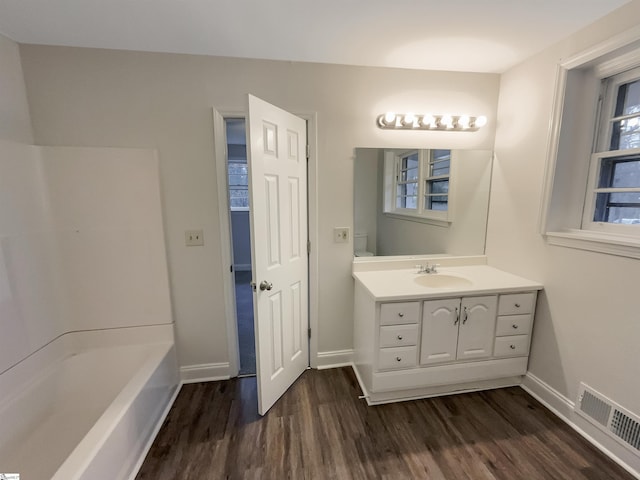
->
<box><xmin>0</xmin><ymin>141</ymin><xmax>173</xmax><ymax>374</ymax></box>
<box><xmin>487</xmin><ymin>1</ymin><xmax>640</xmax><ymax>472</ymax></box>
<box><xmin>0</xmin><ymin>34</ymin><xmax>32</xmax><ymax>142</ymax></box>
<box><xmin>18</xmin><ymin>47</ymin><xmax>500</xmax><ymax>370</ymax></box>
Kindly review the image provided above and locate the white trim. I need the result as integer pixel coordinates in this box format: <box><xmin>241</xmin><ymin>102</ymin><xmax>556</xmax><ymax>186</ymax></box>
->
<box><xmin>560</xmin><ymin>24</ymin><xmax>640</xmax><ymax>70</ymax></box>
<box><xmin>180</xmin><ymin>362</ymin><xmax>232</xmax><ymax>383</ymax></box>
<box><xmin>213</xmin><ymin>108</ymin><xmax>241</xmax><ymax>379</ymax></box>
<box><xmin>316</xmin><ymin>349</ymin><xmax>354</xmax><ymax>369</ymax></box>
<box><xmin>127</xmin><ymin>382</ymin><xmax>183</xmax><ymax>480</ymax></box>
<box><xmin>538</xmin><ymin>64</ymin><xmax>568</xmax><ymax>235</ymax></box>
<box><xmin>301</xmin><ymin>112</ymin><xmax>319</xmax><ymax>369</ymax></box>
<box><xmin>521</xmin><ymin>373</ymin><xmax>640</xmax><ymax>479</ymax></box>
<box><xmin>546</xmin><ymin>230</ymin><xmax>640</xmax><ymax>259</ymax></box>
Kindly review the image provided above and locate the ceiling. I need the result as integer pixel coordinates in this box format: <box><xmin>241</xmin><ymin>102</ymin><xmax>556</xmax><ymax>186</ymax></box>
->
<box><xmin>0</xmin><ymin>0</ymin><xmax>631</xmax><ymax>73</ymax></box>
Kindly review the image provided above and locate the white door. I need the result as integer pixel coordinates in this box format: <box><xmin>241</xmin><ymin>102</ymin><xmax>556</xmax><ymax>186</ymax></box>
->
<box><xmin>420</xmin><ymin>298</ymin><xmax>460</xmax><ymax>365</ymax></box>
<box><xmin>247</xmin><ymin>94</ymin><xmax>308</xmax><ymax>415</ymax></box>
<box><xmin>456</xmin><ymin>296</ymin><xmax>497</xmax><ymax>361</ymax></box>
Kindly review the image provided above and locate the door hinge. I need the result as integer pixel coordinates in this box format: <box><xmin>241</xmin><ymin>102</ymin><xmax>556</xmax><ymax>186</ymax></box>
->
<box><xmin>307</xmin><ymin>240</ymin><xmax>311</xmax><ymax>255</ymax></box>
<box><xmin>308</xmin><ymin>327</ymin><xmax>311</xmax><ymax>338</ymax></box>
<box><xmin>306</xmin><ymin>144</ymin><xmax>310</xmax><ymax>160</ymax></box>
<box><xmin>230</xmin><ymin>265</ymin><xmax>233</xmax><ymax>273</ymax></box>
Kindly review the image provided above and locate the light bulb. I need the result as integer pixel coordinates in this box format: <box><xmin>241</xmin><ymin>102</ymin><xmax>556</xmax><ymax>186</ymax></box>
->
<box><xmin>403</xmin><ymin>113</ymin><xmax>416</xmax><ymax>127</ymax></box>
<box><xmin>383</xmin><ymin>112</ymin><xmax>396</xmax><ymax>125</ymax></box>
<box><xmin>475</xmin><ymin>115</ymin><xmax>487</xmax><ymax>127</ymax></box>
<box><xmin>441</xmin><ymin>115</ymin><xmax>453</xmax><ymax>128</ymax></box>
<box><xmin>458</xmin><ymin>115</ymin><xmax>470</xmax><ymax>129</ymax></box>
<box><xmin>422</xmin><ymin>114</ymin><xmax>435</xmax><ymax>128</ymax></box>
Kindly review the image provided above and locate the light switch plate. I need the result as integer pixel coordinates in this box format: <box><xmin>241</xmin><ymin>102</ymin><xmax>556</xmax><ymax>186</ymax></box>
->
<box><xmin>185</xmin><ymin>229</ymin><xmax>204</xmax><ymax>246</ymax></box>
<box><xmin>334</xmin><ymin>227</ymin><xmax>349</xmax><ymax>243</ymax></box>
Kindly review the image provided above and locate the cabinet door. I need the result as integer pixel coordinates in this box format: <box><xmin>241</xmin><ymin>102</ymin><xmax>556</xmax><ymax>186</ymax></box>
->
<box><xmin>457</xmin><ymin>296</ymin><xmax>497</xmax><ymax>361</ymax></box>
<box><xmin>420</xmin><ymin>298</ymin><xmax>460</xmax><ymax>365</ymax></box>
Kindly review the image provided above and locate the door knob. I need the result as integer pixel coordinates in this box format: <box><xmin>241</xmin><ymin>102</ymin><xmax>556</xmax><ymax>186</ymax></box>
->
<box><xmin>259</xmin><ymin>280</ymin><xmax>273</xmax><ymax>291</ymax></box>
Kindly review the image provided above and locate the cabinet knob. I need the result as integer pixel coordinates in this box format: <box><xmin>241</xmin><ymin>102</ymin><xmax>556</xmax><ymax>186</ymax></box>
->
<box><xmin>514</xmin><ymin>303</ymin><xmax>521</xmax><ymax>308</ymax></box>
<box><xmin>396</xmin><ymin>356</ymin><xmax>402</xmax><ymax>362</ymax></box>
<box><xmin>397</xmin><ymin>335</ymin><xmax>403</xmax><ymax>340</ymax></box>
<box><xmin>510</xmin><ymin>345</ymin><xmax>516</xmax><ymax>350</ymax></box>
<box><xmin>398</xmin><ymin>312</ymin><xmax>404</xmax><ymax>317</ymax></box>
<box><xmin>512</xmin><ymin>324</ymin><xmax>519</xmax><ymax>329</ymax></box>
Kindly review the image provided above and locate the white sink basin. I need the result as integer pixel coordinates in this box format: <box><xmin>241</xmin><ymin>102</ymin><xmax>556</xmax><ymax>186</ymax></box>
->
<box><xmin>414</xmin><ymin>274</ymin><xmax>473</xmax><ymax>288</ymax></box>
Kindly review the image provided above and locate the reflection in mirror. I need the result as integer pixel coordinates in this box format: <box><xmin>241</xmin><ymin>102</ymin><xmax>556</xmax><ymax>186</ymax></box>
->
<box><xmin>354</xmin><ymin>148</ymin><xmax>493</xmax><ymax>258</ymax></box>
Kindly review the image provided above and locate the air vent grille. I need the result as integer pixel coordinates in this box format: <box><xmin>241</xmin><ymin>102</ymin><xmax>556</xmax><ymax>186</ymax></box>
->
<box><xmin>610</xmin><ymin>410</ymin><xmax>640</xmax><ymax>451</ymax></box>
<box><xmin>576</xmin><ymin>383</ymin><xmax>640</xmax><ymax>458</ymax></box>
<box><xmin>580</xmin><ymin>389</ymin><xmax>612</xmax><ymax>427</ymax></box>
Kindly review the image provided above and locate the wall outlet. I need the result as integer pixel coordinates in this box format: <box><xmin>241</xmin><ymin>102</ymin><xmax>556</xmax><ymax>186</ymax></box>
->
<box><xmin>334</xmin><ymin>227</ymin><xmax>349</xmax><ymax>243</ymax></box>
<box><xmin>185</xmin><ymin>229</ymin><xmax>204</xmax><ymax>246</ymax></box>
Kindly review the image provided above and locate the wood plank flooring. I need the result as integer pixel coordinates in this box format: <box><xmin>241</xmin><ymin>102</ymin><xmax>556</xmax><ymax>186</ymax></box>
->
<box><xmin>136</xmin><ymin>367</ymin><xmax>634</xmax><ymax>480</ymax></box>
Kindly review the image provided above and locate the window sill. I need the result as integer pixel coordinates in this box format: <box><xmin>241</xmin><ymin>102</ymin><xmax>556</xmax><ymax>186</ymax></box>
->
<box><xmin>545</xmin><ymin>229</ymin><xmax>640</xmax><ymax>259</ymax></box>
<box><xmin>383</xmin><ymin>212</ymin><xmax>450</xmax><ymax>227</ymax></box>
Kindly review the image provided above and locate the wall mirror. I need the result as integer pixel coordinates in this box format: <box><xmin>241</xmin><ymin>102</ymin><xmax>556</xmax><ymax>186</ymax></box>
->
<box><xmin>354</xmin><ymin>147</ymin><xmax>493</xmax><ymax>258</ymax></box>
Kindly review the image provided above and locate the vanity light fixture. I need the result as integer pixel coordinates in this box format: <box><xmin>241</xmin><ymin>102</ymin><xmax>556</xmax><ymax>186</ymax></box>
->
<box><xmin>377</xmin><ymin>113</ymin><xmax>487</xmax><ymax>131</ymax></box>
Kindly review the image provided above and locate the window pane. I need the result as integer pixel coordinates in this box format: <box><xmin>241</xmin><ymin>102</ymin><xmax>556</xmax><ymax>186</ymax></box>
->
<box><xmin>229</xmin><ymin>188</ymin><xmax>249</xmax><ymax>208</ymax></box>
<box><xmin>598</xmin><ymin>156</ymin><xmax>640</xmax><ymax>188</ymax></box>
<box><xmin>615</xmin><ymin>79</ymin><xmax>640</xmax><ymax>117</ymax></box>
<box><xmin>610</xmin><ymin>117</ymin><xmax>640</xmax><ymax>150</ymax></box>
<box><xmin>428</xmin><ymin>179</ymin><xmax>449</xmax><ymax>195</ymax></box>
<box><xmin>593</xmin><ymin>192</ymin><xmax>640</xmax><ymax>223</ymax></box>
<box><xmin>400</xmin><ymin>152</ymin><xmax>419</xmax><ymax>182</ymax></box>
<box><xmin>397</xmin><ymin>195</ymin><xmax>417</xmax><ymax>209</ymax></box>
<box><xmin>425</xmin><ymin>195</ymin><xmax>448</xmax><ymax>211</ymax></box>
<box><xmin>430</xmin><ymin>150</ymin><xmax>451</xmax><ymax>177</ymax></box>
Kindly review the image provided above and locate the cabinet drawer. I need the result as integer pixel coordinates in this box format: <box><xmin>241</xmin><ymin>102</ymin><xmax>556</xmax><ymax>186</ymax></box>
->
<box><xmin>380</xmin><ymin>302</ymin><xmax>420</xmax><ymax>325</ymax></box>
<box><xmin>494</xmin><ymin>335</ymin><xmax>530</xmax><ymax>357</ymax></box>
<box><xmin>378</xmin><ymin>346</ymin><xmax>417</xmax><ymax>370</ymax></box>
<box><xmin>379</xmin><ymin>324</ymin><xmax>419</xmax><ymax>347</ymax></box>
<box><xmin>495</xmin><ymin>314</ymin><xmax>532</xmax><ymax>336</ymax></box>
<box><xmin>498</xmin><ymin>292</ymin><xmax>535</xmax><ymax>316</ymax></box>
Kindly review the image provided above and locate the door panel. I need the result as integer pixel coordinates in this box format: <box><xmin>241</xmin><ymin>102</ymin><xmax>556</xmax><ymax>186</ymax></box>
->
<box><xmin>248</xmin><ymin>94</ymin><xmax>308</xmax><ymax>415</ymax></box>
<box><xmin>457</xmin><ymin>296</ymin><xmax>497</xmax><ymax>360</ymax></box>
<box><xmin>420</xmin><ymin>298</ymin><xmax>460</xmax><ymax>365</ymax></box>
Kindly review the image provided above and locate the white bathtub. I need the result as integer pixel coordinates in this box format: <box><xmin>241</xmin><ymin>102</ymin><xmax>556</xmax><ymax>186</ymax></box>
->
<box><xmin>0</xmin><ymin>325</ymin><xmax>179</xmax><ymax>480</ymax></box>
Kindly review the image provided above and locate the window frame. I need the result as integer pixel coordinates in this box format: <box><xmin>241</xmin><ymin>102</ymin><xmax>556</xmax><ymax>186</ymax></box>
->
<box><xmin>383</xmin><ymin>148</ymin><xmax>451</xmax><ymax>224</ymax></box>
<box><xmin>582</xmin><ymin>68</ymin><xmax>640</xmax><ymax>235</ymax></box>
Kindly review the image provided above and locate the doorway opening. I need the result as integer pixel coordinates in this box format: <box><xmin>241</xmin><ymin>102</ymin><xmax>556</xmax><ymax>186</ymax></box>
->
<box><xmin>225</xmin><ymin>117</ymin><xmax>256</xmax><ymax>376</ymax></box>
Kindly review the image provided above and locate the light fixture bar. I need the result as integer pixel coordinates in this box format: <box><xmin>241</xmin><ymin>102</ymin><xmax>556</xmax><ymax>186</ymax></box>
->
<box><xmin>377</xmin><ymin>113</ymin><xmax>487</xmax><ymax>131</ymax></box>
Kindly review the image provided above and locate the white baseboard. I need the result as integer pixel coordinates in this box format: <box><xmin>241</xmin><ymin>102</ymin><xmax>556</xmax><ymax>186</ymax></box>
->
<box><xmin>316</xmin><ymin>349</ymin><xmax>354</xmax><ymax>370</ymax></box>
<box><xmin>521</xmin><ymin>372</ymin><xmax>640</xmax><ymax>479</ymax></box>
<box><xmin>180</xmin><ymin>362</ymin><xmax>232</xmax><ymax>383</ymax></box>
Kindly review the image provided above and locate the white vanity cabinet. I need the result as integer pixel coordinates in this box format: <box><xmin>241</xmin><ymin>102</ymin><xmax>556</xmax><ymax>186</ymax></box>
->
<box><xmin>352</xmin><ymin>266</ymin><xmax>542</xmax><ymax>405</ymax></box>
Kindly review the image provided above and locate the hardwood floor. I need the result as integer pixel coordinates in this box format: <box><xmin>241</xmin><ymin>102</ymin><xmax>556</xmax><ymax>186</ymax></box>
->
<box><xmin>136</xmin><ymin>367</ymin><xmax>634</xmax><ymax>480</ymax></box>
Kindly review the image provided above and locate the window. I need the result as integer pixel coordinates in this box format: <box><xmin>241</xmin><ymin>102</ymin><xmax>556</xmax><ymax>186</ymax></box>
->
<box><xmin>541</xmin><ymin>34</ymin><xmax>640</xmax><ymax>258</ymax></box>
<box><xmin>225</xmin><ymin>118</ymin><xmax>249</xmax><ymax>210</ymax></box>
<box><xmin>583</xmin><ymin>68</ymin><xmax>640</xmax><ymax>233</ymax></box>
<box><xmin>384</xmin><ymin>148</ymin><xmax>451</xmax><ymax>223</ymax></box>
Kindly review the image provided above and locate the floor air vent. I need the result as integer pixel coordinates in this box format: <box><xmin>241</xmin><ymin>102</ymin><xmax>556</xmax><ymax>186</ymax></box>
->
<box><xmin>576</xmin><ymin>383</ymin><xmax>640</xmax><ymax>457</ymax></box>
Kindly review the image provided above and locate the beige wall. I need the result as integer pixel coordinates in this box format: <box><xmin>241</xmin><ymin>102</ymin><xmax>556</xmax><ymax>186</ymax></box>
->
<box><xmin>18</xmin><ymin>46</ymin><xmax>499</xmax><ymax>369</ymax></box>
<box><xmin>488</xmin><ymin>1</ymin><xmax>640</xmax><ymax>471</ymax></box>
<box><xmin>0</xmin><ymin>34</ymin><xmax>33</xmax><ymax>142</ymax></box>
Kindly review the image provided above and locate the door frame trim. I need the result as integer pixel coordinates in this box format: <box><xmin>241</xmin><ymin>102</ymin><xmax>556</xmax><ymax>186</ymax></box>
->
<box><xmin>212</xmin><ymin>107</ymin><xmax>319</xmax><ymax>377</ymax></box>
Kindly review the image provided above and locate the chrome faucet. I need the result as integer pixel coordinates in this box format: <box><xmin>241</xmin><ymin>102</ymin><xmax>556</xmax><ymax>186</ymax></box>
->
<box><xmin>416</xmin><ymin>263</ymin><xmax>440</xmax><ymax>274</ymax></box>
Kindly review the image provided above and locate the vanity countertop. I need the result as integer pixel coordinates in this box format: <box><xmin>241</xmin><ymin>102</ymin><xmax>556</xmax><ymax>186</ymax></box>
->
<box><xmin>353</xmin><ymin>265</ymin><xmax>543</xmax><ymax>301</ymax></box>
